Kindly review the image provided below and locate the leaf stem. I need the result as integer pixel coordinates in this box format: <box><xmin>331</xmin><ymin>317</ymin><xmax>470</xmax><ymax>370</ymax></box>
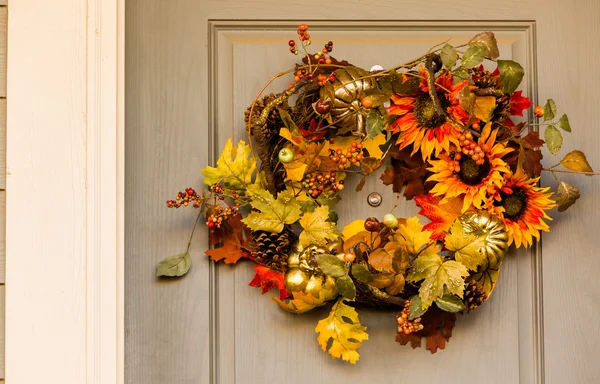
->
<box><xmin>542</xmin><ymin>168</ymin><xmax>600</xmax><ymax>176</ymax></box>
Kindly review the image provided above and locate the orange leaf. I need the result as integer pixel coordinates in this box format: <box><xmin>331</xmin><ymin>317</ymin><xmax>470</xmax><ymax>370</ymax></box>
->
<box><xmin>206</xmin><ymin>214</ymin><xmax>252</xmax><ymax>264</ymax></box>
<box><xmin>343</xmin><ymin>231</ymin><xmax>381</xmax><ymax>253</ymax></box>
<box><xmin>414</xmin><ymin>194</ymin><xmax>463</xmax><ymax>241</ymax></box>
<box><xmin>205</xmin><ymin>242</ymin><xmax>250</xmax><ymax>264</ymax></box>
<box><xmin>368</xmin><ymin>242</ymin><xmax>397</xmax><ymax>272</ymax></box>
<box><xmin>249</xmin><ymin>265</ymin><xmax>291</xmax><ymax>300</ymax></box>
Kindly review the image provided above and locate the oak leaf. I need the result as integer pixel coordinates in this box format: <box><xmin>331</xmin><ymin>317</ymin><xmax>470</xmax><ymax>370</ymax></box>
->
<box><xmin>298</xmin><ymin>205</ymin><xmax>340</xmax><ymax>247</ymax></box>
<box><xmin>509</xmin><ymin>90</ymin><xmax>533</xmax><ymax>117</ymax></box>
<box><xmin>396</xmin><ymin>305</ymin><xmax>456</xmax><ymax>354</ymax></box>
<box><xmin>414</xmin><ymin>194</ymin><xmax>463</xmax><ymax>241</ymax></box>
<box><xmin>380</xmin><ymin>146</ymin><xmax>431</xmax><ymax>200</ymax></box>
<box><xmin>407</xmin><ymin>253</ymin><xmax>468</xmax><ymax>309</ymax></box>
<box><xmin>249</xmin><ymin>265</ymin><xmax>290</xmax><ymax>300</ymax></box>
<box><xmin>315</xmin><ymin>299</ymin><xmax>369</xmax><ymax>364</ymax></box>
<box><xmin>242</xmin><ymin>186</ymin><xmax>302</xmax><ymax>232</ymax></box>
<box><xmin>202</xmin><ymin>138</ymin><xmax>256</xmax><ymax>190</ymax></box>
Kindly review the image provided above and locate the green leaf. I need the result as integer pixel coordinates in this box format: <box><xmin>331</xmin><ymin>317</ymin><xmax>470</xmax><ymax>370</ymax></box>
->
<box><xmin>557</xmin><ymin>114</ymin><xmax>571</xmax><ymax>132</ymax></box>
<box><xmin>336</xmin><ymin>275</ymin><xmax>356</xmax><ymax>300</ymax></box>
<box><xmin>242</xmin><ymin>186</ymin><xmax>302</xmax><ymax>232</ymax></box>
<box><xmin>408</xmin><ymin>295</ymin><xmax>428</xmax><ymax>319</ymax></box>
<box><xmin>298</xmin><ymin>205</ymin><xmax>340</xmax><ymax>247</ymax></box>
<box><xmin>460</xmin><ymin>45</ymin><xmax>486</xmax><ymax>69</ymax></box>
<box><xmin>544</xmin><ymin>125</ymin><xmax>563</xmax><ymax>155</ymax></box>
<box><xmin>202</xmin><ymin>138</ymin><xmax>257</xmax><ymax>190</ymax></box>
<box><xmin>497</xmin><ymin>60</ymin><xmax>524</xmax><ymax>94</ymax></box>
<box><xmin>407</xmin><ymin>253</ymin><xmax>468</xmax><ymax>309</ymax></box>
<box><xmin>352</xmin><ymin>264</ymin><xmax>373</xmax><ymax>283</ymax></box>
<box><xmin>316</xmin><ymin>254</ymin><xmax>347</xmax><ymax>278</ymax></box>
<box><xmin>444</xmin><ymin>221</ymin><xmax>489</xmax><ymax>271</ymax></box>
<box><xmin>452</xmin><ymin>68</ymin><xmax>470</xmax><ymax>82</ymax></box>
<box><xmin>468</xmin><ymin>32</ymin><xmax>500</xmax><ymax>60</ymax></box>
<box><xmin>435</xmin><ymin>293</ymin><xmax>466</xmax><ymax>313</ymax></box>
<box><xmin>543</xmin><ymin>99</ymin><xmax>557</xmax><ymax>121</ymax></box>
<box><xmin>440</xmin><ymin>44</ymin><xmax>457</xmax><ymax>69</ymax></box>
<box><xmin>156</xmin><ymin>252</ymin><xmax>191</xmax><ymax>277</ymax></box>
<box><xmin>560</xmin><ymin>150</ymin><xmax>594</xmax><ymax>174</ymax></box>
<box><xmin>366</xmin><ymin>108</ymin><xmax>385</xmax><ymax>139</ymax></box>
<box><xmin>556</xmin><ymin>181</ymin><xmax>580</xmax><ymax>212</ymax></box>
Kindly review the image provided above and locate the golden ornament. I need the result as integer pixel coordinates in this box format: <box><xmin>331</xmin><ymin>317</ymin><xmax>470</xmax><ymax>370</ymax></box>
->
<box><xmin>458</xmin><ymin>210</ymin><xmax>509</xmax><ymax>268</ymax></box>
<box><xmin>284</xmin><ymin>243</ymin><xmax>338</xmax><ymax>298</ymax></box>
<box><xmin>320</xmin><ymin>66</ymin><xmax>377</xmax><ymax>137</ymax></box>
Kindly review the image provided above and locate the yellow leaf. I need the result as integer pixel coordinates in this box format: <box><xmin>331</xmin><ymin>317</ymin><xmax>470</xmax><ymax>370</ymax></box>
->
<box><xmin>444</xmin><ymin>220</ymin><xmax>489</xmax><ymax>271</ymax></box>
<box><xmin>315</xmin><ymin>299</ymin><xmax>369</xmax><ymax>364</ymax></box>
<box><xmin>282</xmin><ymin>160</ymin><xmax>307</xmax><ymax>181</ymax></box>
<box><xmin>394</xmin><ymin>216</ymin><xmax>432</xmax><ymax>255</ymax></box>
<box><xmin>242</xmin><ymin>186</ymin><xmax>302</xmax><ymax>232</ymax></box>
<box><xmin>560</xmin><ymin>150</ymin><xmax>594</xmax><ymax>174</ymax></box>
<box><xmin>342</xmin><ymin>220</ymin><xmax>365</xmax><ymax>240</ymax></box>
<box><xmin>201</xmin><ymin>138</ymin><xmax>257</xmax><ymax>190</ymax></box>
<box><xmin>343</xmin><ymin>231</ymin><xmax>381</xmax><ymax>253</ymax></box>
<box><xmin>385</xmin><ymin>274</ymin><xmax>405</xmax><ymax>296</ymax></box>
<box><xmin>279</xmin><ymin>128</ymin><xmax>304</xmax><ymax>146</ymax></box>
<box><xmin>298</xmin><ymin>206</ymin><xmax>340</xmax><ymax>247</ymax></box>
<box><xmin>472</xmin><ymin>96</ymin><xmax>497</xmax><ymax>122</ymax></box>
<box><xmin>368</xmin><ymin>242</ymin><xmax>397</xmax><ymax>272</ymax></box>
<box><xmin>329</xmin><ymin>133</ymin><xmax>386</xmax><ymax>159</ymax></box>
<box><xmin>273</xmin><ymin>289</ymin><xmax>337</xmax><ymax>314</ymax></box>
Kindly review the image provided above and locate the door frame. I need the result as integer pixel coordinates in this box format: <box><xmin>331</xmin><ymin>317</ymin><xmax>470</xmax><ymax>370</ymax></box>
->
<box><xmin>5</xmin><ymin>0</ymin><xmax>125</xmax><ymax>382</ymax></box>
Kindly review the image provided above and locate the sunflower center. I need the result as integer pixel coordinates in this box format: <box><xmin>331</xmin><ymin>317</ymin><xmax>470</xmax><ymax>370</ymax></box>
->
<box><xmin>495</xmin><ymin>187</ymin><xmax>528</xmax><ymax>220</ymax></box>
<box><xmin>413</xmin><ymin>93</ymin><xmax>448</xmax><ymax>128</ymax></box>
<box><xmin>458</xmin><ymin>157</ymin><xmax>491</xmax><ymax>186</ymax></box>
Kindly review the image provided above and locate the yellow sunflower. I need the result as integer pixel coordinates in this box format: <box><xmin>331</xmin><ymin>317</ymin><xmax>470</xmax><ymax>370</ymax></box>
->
<box><xmin>427</xmin><ymin>124</ymin><xmax>513</xmax><ymax>212</ymax></box>
<box><xmin>484</xmin><ymin>168</ymin><xmax>556</xmax><ymax>248</ymax></box>
<box><xmin>388</xmin><ymin>68</ymin><xmax>470</xmax><ymax>160</ymax></box>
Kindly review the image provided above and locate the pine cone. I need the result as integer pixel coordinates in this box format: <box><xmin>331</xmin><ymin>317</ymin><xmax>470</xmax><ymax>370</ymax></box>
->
<box><xmin>473</xmin><ymin>69</ymin><xmax>502</xmax><ymax>89</ymax></box>
<box><xmin>463</xmin><ymin>278</ymin><xmax>488</xmax><ymax>312</ymax></box>
<box><xmin>251</xmin><ymin>230</ymin><xmax>293</xmax><ymax>272</ymax></box>
<box><xmin>244</xmin><ymin>93</ymin><xmax>283</xmax><ymax>137</ymax></box>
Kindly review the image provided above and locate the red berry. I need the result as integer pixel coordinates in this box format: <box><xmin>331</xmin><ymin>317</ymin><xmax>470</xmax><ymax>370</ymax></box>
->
<box><xmin>208</xmin><ymin>221</ymin><xmax>215</xmax><ymax>228</ymax></box>
<box><xmin>364</xmin><ymin>217</ymin><xmax>380</xmax><ymax>232</ymax></box>
<box><xmin>288</xmin><ymin>40</ymin><xmax>295</xmax><ymax>46</ymax></box>
<box><xmin>315</xmin><ymin>99</ymin><xmax>331</xmax><ymax>114</ymax></box>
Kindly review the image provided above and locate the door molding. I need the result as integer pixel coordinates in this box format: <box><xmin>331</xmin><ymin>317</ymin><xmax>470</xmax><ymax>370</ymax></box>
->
<box><xmin>5</xmin><ymin>0</ymin><xmax>124</xmax><ymax>383</ymax></box>
<box><xmin>208</xmin><ymin>19</ymin><xmax>542</xmax><ymax>384</ymax></box>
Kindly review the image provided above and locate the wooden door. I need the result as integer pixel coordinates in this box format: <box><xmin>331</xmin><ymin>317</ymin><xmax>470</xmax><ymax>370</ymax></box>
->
<box><xmin>125</xmin><ymin>2</ymin><xmax>600</xmax><ymax>383</ymax></box>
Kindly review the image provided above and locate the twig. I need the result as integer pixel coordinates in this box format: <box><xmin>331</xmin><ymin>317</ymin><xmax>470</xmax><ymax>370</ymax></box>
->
<box><xmin>543</xmin><ymin>168</ymin><xmax>600</xmax><ymax>176</ymax></box>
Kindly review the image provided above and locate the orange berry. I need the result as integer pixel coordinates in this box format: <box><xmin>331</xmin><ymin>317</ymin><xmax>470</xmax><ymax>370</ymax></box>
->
<box><xmin>459</xmin><ymin>134</ymin><xmax>466</xmax><ymax>141</ymax></box>
<box><xmin>337</xmin><ymin>183</ymin><xmax>345</xmax><ymax>190</ymax></box>
<box><xmin>343</xmin><ymin>253</ymin><xmax>355</xmax><ymax>262</ymax></box>
<box><xmin>304</xmin><ymin>34</ymin><xmax>310</xmax><ymax>40</ymax></box>
<box><xmin>454</xmin><ymin>166</ymin><xmax>461</xmax><ymax>173</ymax></box>
<box><xmin>454</xmin><ymin>153</ymin><xmax>462</xmax><ymax>160</ymax></box>
<box><xmin>294</xmin><ymin>75</ymin><xmax>300</xmax><ymax>82</ymax></box>
<box><xmin>298</xmin><ymin>24</ymin><xmax>308</xmax><ymax>31</ymax></box>
<box><xmin>340</xmin><ymin>158</ymin><xmax>348</xmax><ymax>164</ymax></box>
<box><xmin>288</xmin><ymin>83</ymin><xmax>294</xmax><ymax>89</ymax></box>
<box><xmin>338</xmin><ymin>164</ymin><xmax>345</xmax><ymax>170</ymax></box>
<box><xmin>533</xmin><ymin>106</ymin><xmax>545</xmax><ymax>117</ymax></box>
<box><xmin>351</xmin><ymin>142</ymin><xmax>358</xmax><ymax>148</ymax></box>
<box><xmin>472</xmin><ymin>122</ymin><xmax>481</xmax><ymax>130</ymax></box>
<box><xmin>322</xmin><ymin>48</ymin><xmax>328</xmax><ymax>54</ymax></box>
<box><xmin>361</xmin><ymin>97</ymin><xmax>373</xmax><ymax>108</ymax></box>
<box><xmin>325</xmin><ymin>58</ymin><xmax>332</xmax><ymax>64</ymax></box>
<box><xmin>465</xmin><ymin>132</ymin><xmax>473</xmax><ymax>140</ymax></box>
<box><xmin>336</xmin><ymin>149</ymin><xmax>343</xmax><ymax>155</ymax></box>
<box><xmin>472</xmin><ymin>154</ymin><xmax>480</xmax><ymax>161</ymax></box>
<box><xmin>356</xmin><ymin>144</ymin><xmax>363</xmax><ymax>149</ymax></box>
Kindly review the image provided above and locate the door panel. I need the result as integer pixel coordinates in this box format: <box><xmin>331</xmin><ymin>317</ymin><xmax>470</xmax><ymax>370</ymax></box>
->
<box><xmin>126</xmin><ymin>2</ymin><xmax>600</xmax><ymax>383</ymax></box>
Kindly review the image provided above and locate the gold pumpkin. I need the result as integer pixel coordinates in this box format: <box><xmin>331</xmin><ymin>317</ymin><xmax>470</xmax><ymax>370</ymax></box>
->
<box><xmin>319</xmin><ymin>66</ymin><xmax>377</xmax><ymax>137</ymax></box>
<box><xmin>458</xmin><ymin>210</ymin><xmax>509</xmax><ymax>269</ymax></box>
<box><xmin>284</xmin><ymin>244</ymin><xmax>338</xmax><ymax>298</ymax></box>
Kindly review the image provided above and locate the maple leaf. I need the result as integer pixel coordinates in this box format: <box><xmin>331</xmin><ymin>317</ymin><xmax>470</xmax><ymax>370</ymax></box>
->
<box><xmin>273</xmin><ymin>289</ymin><xmax>337</xmax><ymax>314</ymax></box>
<box><xmin>396</xmin><ymin>305</ymin><xmax>457</xmax><ymax>354</ymax></box>
<box><xmin>414</xmin><ymin>194</ymin><xmax>463</xmax><ymax>241</ymax></box>
<box><xmin>202</xmin><ymin>138</ymin><xmax>256</xmax><ymax>190</ymax></box>
<box><xmin>300</xmin><ymin>118</ymin><xmax>327</xmax><ymax>141</ymax></box>
<box><xmin>380</xmin><ymin>146</ymin><xmax>431</xmax><ymax>200</ymax></box>
<box><xmin>242</xmin><ymin>186</ymin><xmax>302</xmax><ymax>232</ymax></box>
<box><xmin>407</xmin><ymin>253</ymin><xmax>468</xmax><ymax>309</ymax></box>
<box><xmin>298</xmin><ymin>205</ymin><xmax>340</xmax><ymax>247</ymax></box>
<box><xmin>206</xmin><ymin>214</ymin><xmax>252</xmax><ymax>264</ymax></box>
<box><xmin>249</xmin><ymin>265</ymin><xmax>291</xmax><ymax>300</ymax></box>
<box><xmin>444</xmin><ymin>220</ymin><xmax>490</xmax><ymax>271</ymax></box>
<box><xmin>509</xmin><ymin>90</ymin><xmax>533</xmax><ymax>116</ymax></box>
<box><xmin>280</xmin><ymin>127</ymin><xmax>329</xmax><ymax>181</ymax></box>
<box><xmin>520</xmin><ymin>131</ymin><xmax>545</xmax><ymax>148</ymax></box>
<box><xmin>315</xmin><ymin>299</ymin><xmax>369</xmax><ymax>364</ymax></box>
<box><xmin>394</xmin><ymin>216</ymin><xmax>433</xmax><ymax>255</ymax></box>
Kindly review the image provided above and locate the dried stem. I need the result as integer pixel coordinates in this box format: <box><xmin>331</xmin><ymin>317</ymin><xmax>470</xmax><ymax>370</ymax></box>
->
<box><xmin>424</xmin><ymin>54</ymin><xmax>445</xmax><ymax>117</ymax></box>
<box><xmin>542</xmin><ymin>168</ymin><xmax>600</xmax><ymax>176</ymax></box>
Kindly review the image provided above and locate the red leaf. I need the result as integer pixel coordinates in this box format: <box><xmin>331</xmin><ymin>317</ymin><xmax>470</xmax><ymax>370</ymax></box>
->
<box><xmin>509</xmin><ymin>90</ymin><xmax>533</xmax><ymax>117</ymax></box>
<box><xmin>300</xmin><ymin>118</ymin><xmax>326</xmax><ymax>141</ymax></box>
<box><xmin>414</xmin><ymin>194</ymin><xmax>463</xmax><ymax>241</ymax></box>
<box><xmin>396</xmin><ymin>306</ymin><xmax>456</xmax><ymax>354</ymax></box>
<box><xmin>206</xmin><ymin>214</ymin><xmax>252</xmax><ymax>264</ymax></box>
<box><xmin>249</xmin><ymin>265</ymin><xmax>291</xmax><ymax>300</ymax></box>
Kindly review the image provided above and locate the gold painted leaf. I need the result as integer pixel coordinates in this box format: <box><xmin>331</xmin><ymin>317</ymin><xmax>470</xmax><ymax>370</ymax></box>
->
<box><xmin>556</xmin><ymin>181</ymin><xmax>581</xmax><ymax>212</ymax></box>
<box><xmin>471</xmin><ymin>261</ymin><xmax>502</xmax><ymax>296</ymax></box>
<box><xmin>407</xmin><ymin>254</ymin><xmax>468</xmax><ymax>309</ymax></box>
<box><xmin>444</xmin><ymin>220</ymin><xmax>488</xmax><ymax>271</ymax></box>
<box><xmin>315</xmin><ymin>299</ymin><xmax>369</xmax><ymax>364</ymax></box>
<box><xmin>468</xmin><ymin>31</ymin><xmax>500</xmax><ymax>60</ymax></box>
<box><xmin>560</xmin><ymin>150</ymin><xmax>594</xmax><ymax>174</ymax></box>
<box><xmin>298</xmin><ymin>205</ymin><xmax>340</xmax><ymax>247</ymax></box>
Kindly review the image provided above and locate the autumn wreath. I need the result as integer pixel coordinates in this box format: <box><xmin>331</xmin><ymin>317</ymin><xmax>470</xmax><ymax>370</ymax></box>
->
<box><xmin>159</xmin><ymin>26</ymin><xmax>596</xmax><ymax>364</ymax></box>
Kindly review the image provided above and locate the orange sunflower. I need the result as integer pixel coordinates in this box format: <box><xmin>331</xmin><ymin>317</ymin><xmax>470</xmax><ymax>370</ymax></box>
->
<box><xmin>388</xmin><ymin>68</ymin><xmax>470</xmax><ymax>160</ymax></box>
<box><xmin>485</xmin><ymin>169</ymin><xmax>556</xmax><ymax>248</ymax></box>
<box><xmin>427</xmin><ymin>124</ymin><xmax>513</xmax><ymax>212</ymax></box>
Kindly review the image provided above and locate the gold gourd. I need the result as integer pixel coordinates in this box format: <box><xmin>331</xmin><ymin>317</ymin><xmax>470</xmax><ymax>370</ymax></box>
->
<box><xmin>458</xmin><ymin>210</ymin><xmax>509</xmax><ymax>269</ymax></box>
<box><xmin>284</xmin><ymin>243</ymin><xmax>339</xmax><ymax>298</ymax></box>
<box><xmin>320</xmin><ymin>66</ymin><xmax>377</xmax><ymax>137</ymax></box>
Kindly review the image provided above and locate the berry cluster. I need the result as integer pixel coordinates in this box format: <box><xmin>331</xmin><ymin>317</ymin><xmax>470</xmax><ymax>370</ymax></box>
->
<box><xmin>206</xmin><ymin>205</ymin><xmax>240</xmax><ymax>229</ymax></box>
<box><xmin>396</xmin><ymin>300</ymin><xmax>424</xmax><ymax>335</ymax></box>
<box><xmin>301</xmin><ymin>171</ymin><xmax>344</xmax><ymax>198</ymax></box>
<box><xmin>166</xmin><ymin>188</ymin><xmax>202</xmax><ymax>208</ymax></box>
<box><xmin>297</xmin><ymin>23</ymin><xmax>310</xmax><ymax>43</ymax></box>
<box><xmin>317</xmin><ymin>72</ymin><xmax>336</xmax><ymax>86</ymax></box>
<box><xmin>448</xmin><ymin>131</ymin><xmax>486</xmax><ymax>173</ymax></box>
<box><xmin>313</xmin><ymin>41</ymin><xmax>334</xmax><ymax>65</ymax></box>
<box><xmin>290</xmin><ymin>68</ymin><xmax>312</xmax><ymax>89</ymax></box>
<box><xmin>329</xmin><ymin>141</ymin><xmax>365</xmax><ymax>170</ymax></box>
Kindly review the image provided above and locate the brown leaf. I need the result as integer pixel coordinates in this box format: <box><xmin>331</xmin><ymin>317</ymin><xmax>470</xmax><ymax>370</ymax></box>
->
<box><xmin>556</xmin><ymin>181</ymin><xmax>580</xmax><ymax>212</ymax></box>
<box><xmin>381</xmin><ymin>147</ymin><xmax>431</xmax><ymax>200</ymax></box>
<box><xmin>504</xmin><ymin>142</ymin><xmax>543</xmax><ymax>177</ymax></box>
<box><xmin>368</xmin><ymin>242</ymin><xmax>397</xmax><ymax>271</ymax></box>
<box><xmin>206</xmin><ymin>214</ymin><xmax>252</xmax><ymax>264</ymax></box>
<box><xmin>521</xmin><ymin>131</ymin><xmax>545</xmax><ymax>148</ymax></box>
<box><xmin>396</xmin><ymin>306</ymin><xmax>456</xmax><ymax>354</ymax></box>
<box><xmin>369</xmin><ymin>272</ymin><xmax>396</xmax><ymax>289</ymax></box>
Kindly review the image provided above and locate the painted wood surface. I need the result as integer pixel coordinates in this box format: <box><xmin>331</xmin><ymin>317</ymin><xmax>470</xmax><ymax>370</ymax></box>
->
<box><xmin>133</xmin><ymin>0</ymin><xmax>596</xmax><ymax>383</ymax></box>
